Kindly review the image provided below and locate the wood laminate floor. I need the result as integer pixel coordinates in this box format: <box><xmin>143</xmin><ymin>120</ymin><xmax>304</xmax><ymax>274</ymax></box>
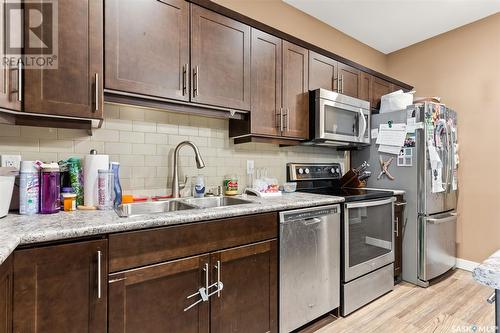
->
<box><xmin>317</xmin><ymin>269</ymin><xmax>495</xmax><ymax>333</ymax></box>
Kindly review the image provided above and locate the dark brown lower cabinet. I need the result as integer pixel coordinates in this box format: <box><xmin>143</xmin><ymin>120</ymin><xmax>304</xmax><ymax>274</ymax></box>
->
<box><xmin>108</xmin><ymin>239</ymin><xmax>277</xmax><ymax>333</ymax></box>
<box><xmin>394</xmin><ymin>195</ymin><xmax>406</xmax><ymax>282</ymax></box>
<box><xmin>109</xmin><ymin>254</ymin><xmax>210</xmax><ymax>333</ymax></box>
<box><xmin>210</xmin><ymin>240</ymin><xmax>277</xmax><ymax>333</ymax></box>
<box><xmin>0</xmin><ymin>255</ymin><xmax>12</xmax><ymax>333</ymax></box>
<box><xmin>13</xmin><ymin>239</ymin><xmax>107</xmax><ymax>332</ymax></box>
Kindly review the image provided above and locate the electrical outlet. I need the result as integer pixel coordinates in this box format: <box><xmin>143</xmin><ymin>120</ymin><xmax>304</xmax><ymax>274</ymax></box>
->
<box><xmin>246</xmin><ymin>160</ymin><xmax>254</xmax><ymax>175</ymax></box>
<box><xmin>0</xmin><ymin>155</ymin><xmax>21</xmax><ymax>169</ymax></box>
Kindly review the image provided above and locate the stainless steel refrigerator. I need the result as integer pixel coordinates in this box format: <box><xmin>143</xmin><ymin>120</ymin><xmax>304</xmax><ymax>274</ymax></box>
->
<box><xmin>352</xmin><ymin>102</ymin><xmax>458</xmax><ymax>287</ymax></box>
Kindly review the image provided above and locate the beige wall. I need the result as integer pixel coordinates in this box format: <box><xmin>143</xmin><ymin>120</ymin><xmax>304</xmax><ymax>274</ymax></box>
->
<box><xmin>212</xmin><ymin>0</ymin><xmax>388</xmax><ymax>74</ymax></box>
<box><xmin>387</xmin><ymin>13</ymin><xmax>500</xmax><ymax>262</ymax></box>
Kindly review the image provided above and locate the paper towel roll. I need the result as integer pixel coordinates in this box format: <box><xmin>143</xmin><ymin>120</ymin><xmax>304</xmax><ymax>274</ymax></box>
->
<box><xmin>83</xmin><ymin>153</ymin><xmax>109</xmax><ymax>207</ymax></box>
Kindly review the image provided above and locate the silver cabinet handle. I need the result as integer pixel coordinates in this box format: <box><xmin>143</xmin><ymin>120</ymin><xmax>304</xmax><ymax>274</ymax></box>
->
<box><xmin>487</xmin><ymin>292</ymin><xmax>496</xmax><ymax>304</ymax></box>
<box><xmin>333</xmin><ymin>76</ymin><xmax>338</xmax><ymax>92</ymax></box>
<box><xmin>204</xmin><ymin>262</ymin><xmax>209</xmax><ymax>292</ymax></box>
<box><xmin>340</xmin><ymin>74</ymin><xmax>344</xmax><ymax>93</ymax></box>
<box><xmin>193</xmin><ymin>66</ymin><xmax>199</xmax><ymax>97</ymax></box>
<box><xmin>286</xmin><ymin>108</ymin><xmax>290</xmax><ymax>131</ymax></box>
<box><xmin>276</xmin><ymin>108</ymin><xmax>282</xmax><ymax>130</ymax></box>
<box><xmin>182</xmin><ymin>64</ymin><xmax>187</xmax><ymax>96</ymax></box>
<box><xmin>94</xmin><ymin>73</ymin><xmax>99</xmax><ymax>112</ymax></box>
<box><xmin>17</xmin><ymin>59</ymin><xmax>22</xmax><ymax>102</ymax></box>
<box><xmin>394</xmin><ymin>217</ymin><xmax>399</xmax><ymax>237</ymax></box>
<box><xmin>215</xmin><ymin>260</ymin><xmax>222</xmax><ymax>298</ymax></box>
<box><xmin>279</xmin><ymin>107</ymin><xmax>284</xmax><ymax>132</ymax></box>
<box><xmin>97</xmin><ymin>250</ymin><xmax>102</xmax><ymax>299</ymax></box>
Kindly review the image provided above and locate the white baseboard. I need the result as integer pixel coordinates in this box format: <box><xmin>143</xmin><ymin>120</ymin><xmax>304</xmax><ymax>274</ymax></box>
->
<box><xmin>456</xmin><ymin>258</ymin><xmax>480</xmax><ymax>272</ymax></box>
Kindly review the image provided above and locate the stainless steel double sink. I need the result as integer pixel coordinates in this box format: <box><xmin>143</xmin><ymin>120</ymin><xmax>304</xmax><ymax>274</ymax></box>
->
<box><xmin>115</xmin><ymin>196</ymin><xmax>255</xmax><ymax>217</ymax></box>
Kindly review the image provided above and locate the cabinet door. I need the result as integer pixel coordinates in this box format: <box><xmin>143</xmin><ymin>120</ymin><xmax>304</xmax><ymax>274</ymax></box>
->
<box><xmin>210</xmin><ymin>240</ymin><xmax>277</xmax><ymax>333</ymax></box>
<box><xmin>13</xmin><ymin>240</ymin><xmax>107</xmax><ymax>332</ymax></box>
<box><xmin>23</xmin><ymin>0</ymin><xmax>103</xmax><ymax>118</ymax></box>
<box><xmin>371</xmin><ymin>76</ymin><xmax>392</xmax><ymax>111</ymax></box>
<box><xmin>282</xmin><ymin>41</ymin><xmax>309</xmax><ymax>139</ymax></box>
<box><xmin>338</xmin><ymin>63</ymin><xmax>360</xmax><ymax>98</ymax></box>
<box><xmin>308</xmin><ymin>51</ymin><xmax>338</xmax><ymax>92</ymax></box>
<box><xmin>359</xmin><ymin>72</ymin><xmax>372</xmax><ymax>103</ymax></box>
<box><xmin>109</xmin><ymin>254</ymin><xmax>209</xmax><ymax>333</ymax></box>
<box><xmin>250</xmin><ymin>29</ymin><xmax>281</xmax><ymax>136</ymax></box>
<box><xmin>0</xmin><ymin>0</ymin><xmax>21</xmax><ymax>111</ymax></box>
<box><xmin>0</xmin><ymin>256</ymin><xmax>12</xmax><ymax>333</ymax></box>
<box><xmin>191</xmin><ymin>5</ymin><xmax>251</xmax><ymax>111</ymax></box>
<box><xmin>105</xmin><ymin>0</ymin><xmax>189</xmax><ymax>101</ymax></box>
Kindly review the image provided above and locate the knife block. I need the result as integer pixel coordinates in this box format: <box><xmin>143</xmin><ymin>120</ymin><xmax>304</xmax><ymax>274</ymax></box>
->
<box><xmin>341</xmin><ymin>169</ymin><xmax>366</xmax><ymax>188</ymax></box>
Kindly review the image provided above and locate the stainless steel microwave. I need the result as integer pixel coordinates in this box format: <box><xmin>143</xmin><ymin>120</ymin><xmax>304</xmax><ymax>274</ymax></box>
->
<box><xmin>307</xmin><ymin>89</ymin><xmax>371</xmax><ymax>147</ymax></box>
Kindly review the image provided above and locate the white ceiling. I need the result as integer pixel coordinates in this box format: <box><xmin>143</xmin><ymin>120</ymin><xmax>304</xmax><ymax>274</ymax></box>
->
<box><xmin>283</xmin><ymin>0</ymin><xmax>500</xmax><ymax>54</ymax></box>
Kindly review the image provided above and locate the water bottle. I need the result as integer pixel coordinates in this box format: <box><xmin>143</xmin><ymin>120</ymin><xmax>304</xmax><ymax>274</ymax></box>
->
<box><xmin>19</xmin><ymin>161</ymin><xmax>39</xmax><ymax>215</ymax></box>
<box><xmin>110</xmin><ymin>162</ymin><xmax>122</xmax><ymax>207</ymax></box>
<box><xmin>40</xmin><ymin>163</ymin><xmax>61</xmax><ymax>214</ymax></box>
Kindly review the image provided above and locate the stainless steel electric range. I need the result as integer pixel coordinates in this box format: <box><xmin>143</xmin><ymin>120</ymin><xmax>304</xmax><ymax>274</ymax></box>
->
<box><xmin>287</xmin><ymin>162</ymin><xmax>396</xmax><ymax>316</ymax></box>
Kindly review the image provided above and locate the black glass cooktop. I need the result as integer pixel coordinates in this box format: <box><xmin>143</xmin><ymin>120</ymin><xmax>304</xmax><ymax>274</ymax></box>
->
<box><xmin>298</xmin><ymin>187</ymin><xmax>393</xmax><ymax>202</ymax></box>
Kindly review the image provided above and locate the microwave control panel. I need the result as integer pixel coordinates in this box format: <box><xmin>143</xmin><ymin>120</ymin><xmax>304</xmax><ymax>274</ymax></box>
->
<box><xmin>287</xmin><ymin>163</ymin><xmax>342</xmax><ymax>181</ymax></box>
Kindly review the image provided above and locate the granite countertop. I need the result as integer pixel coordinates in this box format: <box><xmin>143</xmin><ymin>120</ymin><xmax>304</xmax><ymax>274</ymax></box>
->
<box><xmin>0</xmin><ymin>192</ymin><xmax>344</xmax><ymax>265</ymax></box>
<box><xmin>473</xmin><ymin>250</ymin><xmax>500</xmax><ymax>289</ymax></box>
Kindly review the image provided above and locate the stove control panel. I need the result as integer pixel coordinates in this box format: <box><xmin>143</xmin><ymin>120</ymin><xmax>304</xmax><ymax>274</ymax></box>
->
<box><xmin>287</xmin><ymin>163</ymin><xmax>342</xmax><ymax>181</ymax></box>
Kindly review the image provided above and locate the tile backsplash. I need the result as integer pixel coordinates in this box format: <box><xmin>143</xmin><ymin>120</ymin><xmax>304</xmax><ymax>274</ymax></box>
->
<box><xmin>0</xmin><ymin>104</ymin><xmax>345</xmax><ymax>196</ymax></box>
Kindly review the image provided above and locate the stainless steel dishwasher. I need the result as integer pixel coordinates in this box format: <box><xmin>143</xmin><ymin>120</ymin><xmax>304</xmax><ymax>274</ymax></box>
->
<box><xmin>279</xmin><ymin>204</ymin><xmax>341</xmax><ymax>333</ymax></box>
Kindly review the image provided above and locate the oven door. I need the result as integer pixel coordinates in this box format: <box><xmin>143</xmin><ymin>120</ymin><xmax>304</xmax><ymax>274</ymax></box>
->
<box><xmin>343</xmin><ymin>197</ymin><xmax>395</xmax><ymax>282</ymax></box>
<box><xmin>317</xmin><ymin>98</ymin><xmax>370</xmax><ymax>144</ymax></box>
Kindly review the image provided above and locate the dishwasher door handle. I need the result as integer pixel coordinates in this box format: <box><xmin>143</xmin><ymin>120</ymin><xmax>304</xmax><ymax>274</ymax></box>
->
<box><xmin>303</xmin><ymin>217</ymin><xmax>323</xmax><ymax>225</ymax></box>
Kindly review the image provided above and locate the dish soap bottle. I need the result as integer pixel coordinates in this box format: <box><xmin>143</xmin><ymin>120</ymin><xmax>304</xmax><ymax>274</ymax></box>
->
<box><xmin>110</xmin><ymin>162</ymin><xmax>122</xmax><ymax>207</ymax></box>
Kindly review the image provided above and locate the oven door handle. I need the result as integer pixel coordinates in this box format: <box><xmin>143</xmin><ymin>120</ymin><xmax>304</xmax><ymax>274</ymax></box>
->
<box><xmin>345</xmin><ymin>197</ymin><xmax>395</xmax><ymax>209</ymax></box>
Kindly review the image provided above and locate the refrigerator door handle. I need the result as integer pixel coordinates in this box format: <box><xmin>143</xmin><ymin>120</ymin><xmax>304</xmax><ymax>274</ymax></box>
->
<box><xmin>444</xmin><ymin>122</ymin><xmax>452</xmax><ymax>191</ymax></box>
<box><xmin>427</xmin><ymin>213</ymin><xmax>458</xmax><ymax>225</ymax></box>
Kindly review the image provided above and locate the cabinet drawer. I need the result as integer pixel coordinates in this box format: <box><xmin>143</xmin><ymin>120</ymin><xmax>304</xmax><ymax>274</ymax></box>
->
<box><xmin>109</xmin><ymin>213</ymin><xmax>278</xmax><ymax>272</ymax></box>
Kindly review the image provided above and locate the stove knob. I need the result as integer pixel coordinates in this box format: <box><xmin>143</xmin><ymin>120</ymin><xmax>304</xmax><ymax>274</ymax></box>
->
<box><xmin>305</xmin><ymin>168</ymin><xmax>310</xmax><ymax>174</ymax></box>
<box><xmin>298</xmin><ymin>168</ymin><xmax>304</xmax><ymax>175</ymax></box>
<box><xmin>335</xmin><ymin>167</ymin><xmax>340</xmax><ymax>174</ymax></box>
<box><xmin>330</xmin><ymin>168</ymin><xmax>336</xmax><ymax>174</ymax></box>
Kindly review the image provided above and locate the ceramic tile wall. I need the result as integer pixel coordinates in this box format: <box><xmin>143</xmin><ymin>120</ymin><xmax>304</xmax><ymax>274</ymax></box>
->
<box><xmin>0</xmin><ymin>103</ymin><xmax>346</xmax><ymax>196</ymax></box>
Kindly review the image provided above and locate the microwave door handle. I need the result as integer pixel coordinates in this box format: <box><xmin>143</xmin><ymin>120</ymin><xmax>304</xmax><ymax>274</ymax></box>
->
<box><xmin>358</xmin><ymin>108</ymin><xmax>367</xmax><ymax>141</ymax></box>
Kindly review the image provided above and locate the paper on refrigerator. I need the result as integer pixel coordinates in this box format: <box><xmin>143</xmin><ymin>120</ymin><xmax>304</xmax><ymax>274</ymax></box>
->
<box><xmin>378</xmin><ymin>145</ymin><xmax>402</xmax><ymax>155</ymax></box>
<box><xmin>376</xmin><ymin>123</ymin><xmax>407</xmax><ymax>146</ymax></box>
<box><xmin>427</xmin><ymin>140</ymin><xmax>445</xmax><ymax>193</ymax></box>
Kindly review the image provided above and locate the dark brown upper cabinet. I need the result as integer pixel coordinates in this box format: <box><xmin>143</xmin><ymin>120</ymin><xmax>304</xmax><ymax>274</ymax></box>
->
<box><xmin>210</xmin><ymin>240</ymin><xmax>277</xmax><ymax>333</ymax></box>
<box><xmin>0</xmin><ymin>0</ymin><xmax>21</xmax><ymax>112</ymax></box>
<box><xmin>282</xmin><ymin>41</ymin><xmax>309</xmax><ymax>139</ymax></box>
<box><xmin>337</xmin><ymin>63</ymin><xmax>361</xmax><ymax>98</ymax></box>
<box><xmin>105</xmin><ymin>0</ymin><xmax>189</xmax><ymax>101</ymax></box>
<box><xmin>0</xmin><ymin>255</ymin><xmax>12</xmax><ymax>333</ymax></box>
<box><xmin>309</xmin><ymin>51</ymin><xmax>338</xmax><ymax>92</ymax></box>
<box><xmin>359</xmin><ymin>71</ymin><xmax>372</xmax><ymax>103</ymax></box>
<box><xmin>371</xmin><ymin>76</ymin><xmax>393</xmax><ymax>111</ymax></box>
<box><xmin>108</xmin><ymin>254</ymin><xmax>210</xmax><ymax>333</ymax></box>
<box><xmin>249</xmin><ymin>29</ymin><xmax>282</xmax><ymax>137</ymax></box>
<box><xmin>23</xmin><ymin>0</ymin><xmax>103</xmax><ymax>119</ymax></box>
<box><xmin>13</xmin><ymin>240</ymin><xmax>107</xmax><ymax>332</ymax></box>
<box><xmin>191</xmin><ymin>4</ymin><xmax>251</xmax><ymax>111</ymax></box>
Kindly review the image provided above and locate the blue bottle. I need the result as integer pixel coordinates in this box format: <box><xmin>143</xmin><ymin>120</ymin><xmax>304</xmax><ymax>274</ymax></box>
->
<box><xmin>110</xmin><ymin>162</ymin><xmax>122</xmax><ymax>207</ymax></box>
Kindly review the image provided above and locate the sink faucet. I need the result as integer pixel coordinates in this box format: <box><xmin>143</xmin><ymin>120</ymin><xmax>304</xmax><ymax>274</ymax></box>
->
<box><xmin>171</xmin><ymin>141</ymin><xmax>205</xmax><ymax>198</ymax></box>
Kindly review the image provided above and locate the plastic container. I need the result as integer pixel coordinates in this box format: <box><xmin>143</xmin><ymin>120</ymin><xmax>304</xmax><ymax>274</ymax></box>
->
<box><xmin>97</xmin><ymin>169</ymin><xmax>114</xmax><ymax>210</ymax></box>
<box><xmin>0</xmin><ymin>176</ymin><xmax>15</xmax><ymax>218</ymax></box>
<box><xmin>223</xmin><ymin>175</ymin><xmax>238</xmax><ymax>196</ymax></box>
<box><xmin>111</xmin><ymin>162</ymin><xmax>122</xmax><ymax>207</ymax></box>
<box><xmin>19</xmin><ymin>161</ymin><xmax>39</xmax><ymax>215</ymax></box>
<box><xmin>62</xmin><ymin>193</ymin><xmax>77</xmax><ymax>212</ymax></box>
<box><xmin>282</xmin><ymin>182</ymin><xmax>297</xmax><ymax>193</ymax></box>
<box><xmin>193</xmin><ymin>175</ymin><xmax>205</xmax><ymax>198</ymax></box>
<box><xmin>40</xmin><ymin>164</ymin><xmax>61</xmax><ymax>214</ymax></box>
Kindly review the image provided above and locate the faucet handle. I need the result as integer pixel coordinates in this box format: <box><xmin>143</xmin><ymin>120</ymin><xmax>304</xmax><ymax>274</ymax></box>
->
<box><xmin>178</xmin><ymin>175</ymin><xmax>189</xmax><ymax>190</ymax></box>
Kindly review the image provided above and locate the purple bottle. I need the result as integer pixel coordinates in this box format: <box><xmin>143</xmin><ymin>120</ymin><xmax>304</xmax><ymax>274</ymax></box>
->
<box><xmin>40</xmin><ymin>164</ymin><xmax>61</xmax><ymax>214</ymax></box>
